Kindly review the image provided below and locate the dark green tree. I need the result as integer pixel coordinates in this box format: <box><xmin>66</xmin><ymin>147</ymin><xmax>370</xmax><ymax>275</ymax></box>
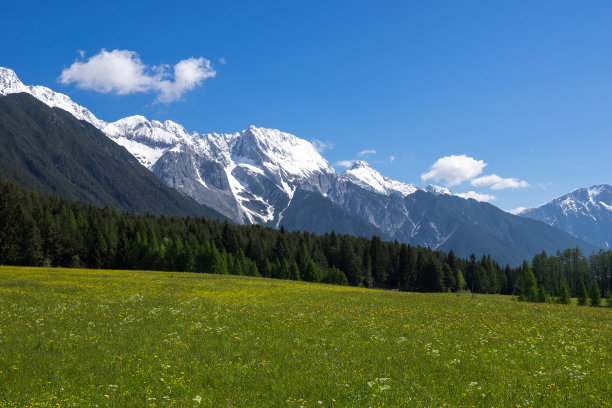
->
<box><xmin>537</xmin><ymin>285</ymin><xmax>547</xmax><ymax>303</ymax></box>
<box><xmin>589</xmin><ymin>280</ymin><xmax>601</xmax><ymax>307</ymax></box>
<box><xmin>558</xmin><ymin>281</ymin><xmax>571</xmax><ymax>305</ymax></box>
<box><xmin>517</xmin><ymin>260</ymin><xmax>538</xmax><ymax>302</ymax></box>
<box><xmin>577</xmin><ymin>281</ymin><xmax>588</xmax><ymax>306</ymax></box>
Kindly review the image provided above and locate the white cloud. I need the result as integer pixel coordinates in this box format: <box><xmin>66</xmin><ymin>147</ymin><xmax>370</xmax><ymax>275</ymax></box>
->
<box><xmin>507</xmin><ymin>206</ymin><xmax>527</xmax><ymax>215</ymax></box>
<box><xmin>421</xmin><ymin>154</ymin><xmax>486</xmax><ymax>186</ymax></box>
<box><xmin>389</xmin><ymin>155</ymin><xmax>395</xmax><ymax>163</ymax></box>
<box><xmin>358</xmin><ymin>149</ymin><xmax>376</xmax><ymax>156</ymax></box>
<box><xmin>59</xmin><ymin>49</ymin><xmax>216</xmax><ymax>103</ymax></box>
<box><xmin>335</xmin><ymin>160</ymin><xmax>355</xmax><ymax>168</ymax></box>
<box><xmin>157</xmin><ymin>57</ymin><xmax>215</xmax><ymax>103</ymax></box>
<box><xmin>470</xmin><ymin>174</ymin><xmax>530</xmax><ymax>190</ymax></box>
<box><xmin>218</xmin><ymin>57</ymin><xmax>227</xmax><ymax>64</ymax></box>
<box><xmin>312</xmin><ymin>139</ymin><xmax>335</xmax><ymax>153</ymax></box>
<box><xmin>455</xmin><ymin>191</ymin><xmax>496</xmax><ymax>202</ymax></box>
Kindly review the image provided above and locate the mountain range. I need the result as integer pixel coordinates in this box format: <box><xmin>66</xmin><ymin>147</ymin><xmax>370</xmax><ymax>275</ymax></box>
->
<box><xmin>0</xmin><ymin>67</ymin><xmax>601</xmax><ymax>265</ymax></box>
<box><xmin>518</xmin><ymin>185</ymin><xmax>612</xmax><ymax>249</ymax></box>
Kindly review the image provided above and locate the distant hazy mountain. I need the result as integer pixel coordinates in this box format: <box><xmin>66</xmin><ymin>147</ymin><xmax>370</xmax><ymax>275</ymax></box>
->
<box><xmin>518</xmin><ymin>185</ymin><xmax>612</xmax><ymax>249</ymax></box>
<box><xmin>0</xmin><ymin>66</ymin><xmax>597</xmax><ymax>265</ymax></box>
<box><xmin>0</xmin><ymin>93</ymin><xmax>221</xmax><ymax>218</ymax></box>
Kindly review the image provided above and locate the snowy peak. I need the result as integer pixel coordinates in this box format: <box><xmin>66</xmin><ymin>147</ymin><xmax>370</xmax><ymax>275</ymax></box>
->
<box><xmin>234</xmin><ymin>126</ymin><xmax>335</xmax><ymax>179</ymax></box>
<box><xmin>340</xmin><ymin>161</ymin><xmax>417</xmax><ymax>196</ymax></box>
<box><xmin>0</xmin><ymin>67</ymin><xmax>28</xmax><ymax>94</ymax></box>
<box><xmin>522</xmin><ymin>184</ymin><xmax>612</xmax><ymax>217</ymax></box>
<box><xmin>426</xmin><ymin>184</ymin><xmax>452</xmax><ymax>196</ymax></box>
<box><xmin>104</xmin><ymin>115</ymin><xmax>190</xmax><ymax>146</ymax></box>
<box><xmin>518</xmin><ymin>184</ymin><xmax>612</xmax><ymax>249</ymax></box>
<box><xmin>0</xmin><ymin>66</ymin><xmax>106</xmax><ymax>130</ymax></box>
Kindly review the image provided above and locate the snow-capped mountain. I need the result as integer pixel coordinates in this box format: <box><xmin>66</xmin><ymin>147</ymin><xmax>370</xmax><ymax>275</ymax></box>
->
<box><xmin>0</xmin><ymin>66</ymin><xmax>597</xmax><ymax>265</ymax></box>
<box><xmin>0</xmin><ymin>67</ymin><xmax>335</xmax><ymax>224</ymax></box>
<box><xmin>518</xmin><ymin>185</ymin><xmax>612</xmax><ymax>248</ymax></box>
<box><xmin>0</xmin><ymin>67</ymin><xmax>106</xmax><ymax>129</ymax></box>
<box><xmin>108</xmin><ymin>118</ymin><xmax>336</xmax><ymax>224</ymax></box>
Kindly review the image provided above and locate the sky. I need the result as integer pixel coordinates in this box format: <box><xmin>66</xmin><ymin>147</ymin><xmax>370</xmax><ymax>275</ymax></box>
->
<box><xmin>3</xmin><ymin>0</ymin><xmax>611</xmax><ymax>211</ymax></box>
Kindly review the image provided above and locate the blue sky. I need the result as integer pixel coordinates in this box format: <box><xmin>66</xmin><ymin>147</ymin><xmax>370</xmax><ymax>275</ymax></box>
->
<box><xmin>3</xmin><ymin>0</ymin><xmax>611</xmax><ymax>211</ymax></box>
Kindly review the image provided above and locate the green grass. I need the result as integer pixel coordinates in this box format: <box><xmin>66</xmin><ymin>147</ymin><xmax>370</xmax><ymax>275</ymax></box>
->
<box><xmin>0</xmin><ymin>266</ymin><xmax>610</xmax><ymax>407</ymax></box>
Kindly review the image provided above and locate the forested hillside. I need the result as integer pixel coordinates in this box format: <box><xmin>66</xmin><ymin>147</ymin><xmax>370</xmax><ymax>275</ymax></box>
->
<box><xmin>0</xmin><ymin>93</ymin><xmax>221</xmax><ymax>218</ymax></box>
<box><xmin>0</xmin><ymin>180</ymin><xmax>609</xmax><ymax>297</ymax></box>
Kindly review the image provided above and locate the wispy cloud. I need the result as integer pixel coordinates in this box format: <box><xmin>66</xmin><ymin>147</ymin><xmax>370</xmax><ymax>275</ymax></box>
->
<box><xmin>335</xmin><ymin>160</ymin><xmax>355</xmax><ymax>168</ymax></box>
<box><xmin>218</xmin><ymin>57</ymin><xmax>227</xmax><ymax>64</ymax></box>
<box><xmin>421</xmin><ymin>154</ymin><xmax>486</xmax><ymax>186</ymax></box>
<box><xmin>538</xmin><ymin>182</ymin><xmax>553</xmax><ymax>190</ymax></box>
<box><xmin>507</xmin><ymin>206</ymin><xmax>527</xmax><ymax>215</ymax></box>
<box><xmin>455</xmin><ymin>191</ymin><xmax>496</xmax><ymax>202</ymax></box>
<box><xmin>59</xmin><ymin>49</ymin><xmax>216</xmax><ymax>103</ymax></box>
<box><xmin>358</xmin><ymin>149</ymin><xmax>376</xmax><ymax>157</ymax></box>
<box><xmin>312</xmin><ymin>139</ymin><xmax>335</xmax><ymax>153</ymax></box>
<box><xmin>389</xmin><ymin>155</ymin><xmax>395</xmax><ymax>163</ymax></box>
<box><xmin>471</xmin><ymin>174</ymin><xmax>529</xmax><ymax>190</ymax></box>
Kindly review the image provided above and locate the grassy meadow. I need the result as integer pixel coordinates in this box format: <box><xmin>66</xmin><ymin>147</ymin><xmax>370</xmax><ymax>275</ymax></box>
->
<box><xmin>0</xmin><ymin>266</ymin><xmax>610</xmax><ymax>407</ymax></box>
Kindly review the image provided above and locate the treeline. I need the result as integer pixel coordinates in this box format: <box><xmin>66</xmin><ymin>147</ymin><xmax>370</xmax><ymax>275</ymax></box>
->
<box><xmin>0</xmin><ymin>180</ymin><xmax>610</xmax><ymax>298</ymax></box>
<box><xmin>518</xmin><ymin>259</ymin><xmax>610</xmax><ymax>306</ymax></box>
<box><xmin>531</xmin><ymin>249</ymin><xmax>611</xmax><ymax>298</ymax></box>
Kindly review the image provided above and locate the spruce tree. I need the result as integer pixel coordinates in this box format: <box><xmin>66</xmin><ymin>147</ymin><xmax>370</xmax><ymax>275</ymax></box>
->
<box><xmin>289</xmin><ymin>261</ymin><xmax>301</xmax><ymax>281</ymax></box>
<box><xmin>537</xmin><ymin>285</ymin><xmax>547</xmax><ymax>303</ymax></box>
<box><xmin>589</xmin><ymin>280</ymin><xmax>601</xmax><ymax>307</ymax></box>
<box><xmin>456</xmin><ymin>270</ymin><xmax>467</xmax><ymax>292</ymax></box>
<box><xmin>577</xmin><ymin>281</ymin><xmax>588</xmax><ymax>306</ymax></box>
<box><xmin>558</xmin><ymin>281</ymin><xmax>571</xmax><ymax>305</ymax></box>
<box><xmin>517</xmin><ymin>260</ymin><xmax>538</xmax><ymax>302</ymax></box>
<box><xmin>304</xmin><ymin>259</ymin><xmax>323</xmax><ymax>283</ymax></box>
<box><xmin>606</xmin><ymin>290</ymin><xmax>612</xmax><ymax>308</ymax></box>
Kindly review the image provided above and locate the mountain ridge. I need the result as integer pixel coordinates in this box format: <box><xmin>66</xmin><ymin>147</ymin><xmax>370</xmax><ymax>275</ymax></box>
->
<box><xmin>518</xmin><ymin>184</ymin><xmax>612</xmax><ymax>248</ymax></box>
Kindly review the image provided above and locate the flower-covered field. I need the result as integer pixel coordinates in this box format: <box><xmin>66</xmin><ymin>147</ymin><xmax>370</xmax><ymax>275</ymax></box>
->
<box><xmin>0</xmin><ymin>266</ymin><xmax>610</xmax><ymax>407</ymax></box>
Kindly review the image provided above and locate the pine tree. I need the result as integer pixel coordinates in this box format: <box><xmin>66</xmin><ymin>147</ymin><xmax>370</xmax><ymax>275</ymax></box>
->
<box><xmin>589</xmin><ymin>280</ymin><xmax>601</xmax><ymax>307</ymax></box>
<box><xmin>517</xmin><ymin>260</ymin><xmax>538</xmax><ymax>302</ymax></box>
<box><xmin>606</xmin><ymin>290</ymin><xmax>612</xmax><ymax>308</ymax></box>
<box><xmin>577</xmin><ymin>281</ymin><xmax>588</xmax><ymax>306</ymax></box>
<box><xmin>304</xmin><ymin>259</ymin><xmax>323</xmax><ymax>282</ymax></box>
<box><xmin>442</xmin><ymin>263</ymin><xmax>456</xmax><ymax>292</ymax></box>
<box><xmin>456</xmin><ymin>270</ymin><xmax>467</xmax><ymax>292</ymax></box>
<box><xmin>289</xmin><ymin>261</ymin><xmax>301</xmax><ymax>281</ymax></box>
<box><xmin>263</xmin><ymin>259</ymin><xmax>273</xmax><ymax>278</ymax></box>
<box><xmin>558</xmin><ymin>281</ymin><xmax>571</xmax><ymax>305</ymax></box>
<box><xmin>537</xmin><ymin>285</ymin><xmax>547</xmax><ymax>303</ymax></box>
<box><xmin>275</xmin><ymin>259</ymin><xmax>289</xmax><ymax>280</ymax></box>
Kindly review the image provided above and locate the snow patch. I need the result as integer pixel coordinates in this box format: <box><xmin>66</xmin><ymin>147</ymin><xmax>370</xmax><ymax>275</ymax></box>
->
<box><xmin>111</xmin><ymin>137</ymin><xmax>168</xmax><ymax>168</ymax></box>
<box><xmin>341</xmin><ymin>161</ymin><xmax>417</xmax><ymax>196</ymax></box>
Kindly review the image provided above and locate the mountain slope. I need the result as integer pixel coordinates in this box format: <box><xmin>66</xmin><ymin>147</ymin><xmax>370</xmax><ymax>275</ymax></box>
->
<box><xmin>0</xmin><ymin>93</ymin><xmax>222</xmax><ymax>218</ymax></box>
<box><xmin>271</xmin><ymin>189</ymin><xmax>390</xmax><ymax>238</ymax></box>
<box><xmin>519</xmin><ymin>185</ymin><xmax>612</xmax><ymax>248</ymax></box>
<box><xmin>332</xmin><ymin>168</ymin><xmax>596</xmax><ymax>265</ymax></box>
<box><xmin>406</xmin><ymin>192</ymin><xmax>596</xmax><ymax>265</ymax></box>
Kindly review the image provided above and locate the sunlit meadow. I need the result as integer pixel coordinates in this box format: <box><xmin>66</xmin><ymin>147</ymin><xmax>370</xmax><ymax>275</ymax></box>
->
<box><xmin>0</xmin><ymin>266</ymin><xmax>610</xmax><ymax>407</ymax></box>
